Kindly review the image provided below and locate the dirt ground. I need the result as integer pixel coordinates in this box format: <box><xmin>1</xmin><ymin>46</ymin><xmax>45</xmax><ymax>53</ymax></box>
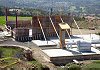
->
<box><xmin>72</xmin><ymin>28</ymin><xmax>100</xmax><ymax>35</ymax></box>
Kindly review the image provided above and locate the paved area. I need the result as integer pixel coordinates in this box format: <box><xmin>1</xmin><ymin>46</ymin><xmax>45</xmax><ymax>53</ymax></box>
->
<box><xmin>32</xmin><ymin>40</ymin><xmax>57</xmax><ymax>47</ymax></box>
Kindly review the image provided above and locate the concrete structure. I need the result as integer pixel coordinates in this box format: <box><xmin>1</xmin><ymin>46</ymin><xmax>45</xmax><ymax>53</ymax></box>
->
<box><xmin>4</xmin><ymin>8</ymin><xmax>100</xmax><ymax>67</ymax></box>
<box><xmin>42</xmin><ymin>47</ymin><xmax>100</xmax><ymax>65</ymax></box>
<box><xmin>77</xmin><ymin>41</ymin><xmax>91</xmax><ymax>52</ymax></box>
<box><xmin>5</xmin><ymin>8</ymin><xmax>33</xmax><ymax>42</ymax></box>
<box><xmin>13</xmin><ymin>28</ymin><xmax>32</xmax><ymax>42</ymax></box>
<box><xmin>32</xmin><ymin>16</ymin><xmax>71</xmax><ymax>40</ymax></box>
<box><xmin>59</xmin><ymin>23</ymin><xmax>70</xmax><ymax>48</ymax></box>
<box><xmin>41</xmin><ymin>34</ymin><xmax>100</xmax><ymax>65</ymax></box>
<box><xmin>6</xmin><ymin>15</ymin><xmax>71</xmax><ymax>42</ymax></box>
<box><xmin>32</xmin><ymin>34</ymin><xmax>100</xmax><ymax>47</ymax></box>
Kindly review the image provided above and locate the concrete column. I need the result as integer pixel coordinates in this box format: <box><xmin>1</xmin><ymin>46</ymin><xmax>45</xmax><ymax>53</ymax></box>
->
<box><xmin>60</xmin><ymin>29</ymin><xmax>66</xmax><ymax>49</ymax></box>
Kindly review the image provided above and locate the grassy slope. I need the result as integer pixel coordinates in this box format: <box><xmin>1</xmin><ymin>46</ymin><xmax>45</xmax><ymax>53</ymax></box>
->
<box><xmin>0</xmin><ymin>16</ymin><xmax>6</xmax><ymax>25</ymax></box>
<box><xmin>0</xmin><ymin>16</ymin><xmax>32</xmax><ymax>26</ymax></box>
<box><xmin>0</xmin><ymin>16</ymin><xmax>100</xmax><ymax>29</ymax></box>
<box><xmin>84</xmin><ymin>60</ymin><xmax>100</xmax><ymax>68</ymax></box>
<box><xmin>0</xmin><ymin>47</ymin><xmax>43</xmax><ymax>68</ymax></box>
<box><xmin>65</xmin><ymin>60</ymin><xmax>100</xmax><ymax>70</ymax></box>
<box><xmin>0</xmin><ymin>47</ymin><xmax>23</xmax><ymax>57</ymax></box>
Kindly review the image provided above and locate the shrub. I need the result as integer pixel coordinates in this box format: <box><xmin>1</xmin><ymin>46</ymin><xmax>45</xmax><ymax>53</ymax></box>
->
<box><xmin>66</xmin><ymin>64</ymin><xmax>81</xmax><ymax>70</ymax></box>
<box><xmin>0</xmin><ymin>49</ymin><xmax>3</xmax><ymax>58</ymax></box>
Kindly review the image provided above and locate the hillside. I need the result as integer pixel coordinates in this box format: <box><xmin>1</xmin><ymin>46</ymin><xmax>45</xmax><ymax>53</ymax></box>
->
<box><xmin>0</xmin><ymin>0</ymin><xmax>100</xmax><ymax>14</ymax></box>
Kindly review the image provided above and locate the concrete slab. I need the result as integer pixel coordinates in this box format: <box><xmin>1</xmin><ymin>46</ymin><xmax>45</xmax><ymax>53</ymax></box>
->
<box><xmin>42</xmin><ymin>47</ymin><xmax>100</xmax><ymax>65</ymax></box>
<box><xmin>92</xmin><ymin>44</ymin><xmax>100</xmax><ymax>47</ymax></box>
<box><xmin>73</xmin><ymin>34</ymin><xmax>100</xmax><ymax>43</ymax></box>
<box><xmin>42</xmin><ymin>47</ymin><xmax>100</xmax><ymax>57</ymax></box>
<box><xmin>32</xmin><ymin>40</ymin><xmax>57</xmax><ymax>47</ymax></box>
<box><xmin>50</xmin><ymin>34</ymin><xmax>100</xmax><ymax>44</ymax></box>
<box><xmin>32</xmin><ymin>34</ymin><xmax>100</xmax><ymax>47</ymax></box>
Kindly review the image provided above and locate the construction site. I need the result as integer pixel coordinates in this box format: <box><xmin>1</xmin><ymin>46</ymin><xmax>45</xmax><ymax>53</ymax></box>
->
<box><xmin>0</xmin><ymin>8</ymin><xmax>100</xmax><ymax>69</ymax></box>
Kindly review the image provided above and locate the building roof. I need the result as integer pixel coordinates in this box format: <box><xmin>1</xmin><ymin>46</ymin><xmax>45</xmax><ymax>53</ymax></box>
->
<box><xmin>59</xmin><ymin>23</ymin><xmax>70</xmax><ymax>29</ymax></box>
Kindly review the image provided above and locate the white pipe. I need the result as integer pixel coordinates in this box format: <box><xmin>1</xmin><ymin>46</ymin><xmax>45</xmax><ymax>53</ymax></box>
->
<box><xmin>37</xmin><ymin>17</ymin><xmax>46</xmax><ymax>41</ymax></box>
<box><xmin>49</xmin><ymin>16</ymin><xmax>60</xmax><ymax>39</ymax></box>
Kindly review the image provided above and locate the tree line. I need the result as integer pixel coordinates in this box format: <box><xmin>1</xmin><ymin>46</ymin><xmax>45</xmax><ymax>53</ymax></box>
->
<box><xmin>0</xmin><ymin>7</ymin><xmax>49</xmax><ymax>17</ymax></box>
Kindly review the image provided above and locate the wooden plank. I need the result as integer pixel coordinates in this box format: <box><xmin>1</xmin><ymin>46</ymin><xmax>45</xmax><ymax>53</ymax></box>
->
<box><xmin>59</xmin><ymin>23</ymin><xmax>70</xmax><ymax>29</ymax></box>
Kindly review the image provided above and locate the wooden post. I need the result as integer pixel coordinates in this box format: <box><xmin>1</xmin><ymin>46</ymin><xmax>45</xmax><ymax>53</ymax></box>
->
<box><xmin>59</xmin><ymin>23</ymin><xmax>70</xmax><ymax>49</ymax></box>
<box><xmin>5</xmin><ymin>8</ymin><xmax>8</xmax><ymax>25</ymax></box>
<box><xmin>16</xmin><ymin>10</ymin><xmax>18</xmax><ymax>28</ymax></box>
<box><xmin>60</xmin><ymin>29</ymin><xmax>66</xmax><ymax>48</ymax></box>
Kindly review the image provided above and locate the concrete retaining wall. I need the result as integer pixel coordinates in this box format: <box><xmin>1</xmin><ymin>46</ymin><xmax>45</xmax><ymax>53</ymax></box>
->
<box><xmin>43</xmin><ymin>52</ymin><xmax>100</xmax><ymax>65</ymax></box>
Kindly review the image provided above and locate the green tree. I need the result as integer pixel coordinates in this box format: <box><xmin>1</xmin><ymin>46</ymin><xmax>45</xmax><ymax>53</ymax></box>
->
<box><xmin>0</xmin><ymin>49</ymin><xmax>3</xmax><ymax>58</ymax></box>
<box><xmin>0</xmin><ymin>7</ymin><xmax>4</xmax><ymax>16</ymax></box>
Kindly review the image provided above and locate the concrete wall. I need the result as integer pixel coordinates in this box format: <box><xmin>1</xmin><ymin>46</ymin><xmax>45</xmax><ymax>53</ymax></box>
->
<box><xmin>32</xmin><ymin>15</ymin><xmax>71</xmax><ymax>40</ymax></box>
<box><xmin>46</xmin><ymin>54</ymin><xmax>100</xmax><ymax>65</ymax></box>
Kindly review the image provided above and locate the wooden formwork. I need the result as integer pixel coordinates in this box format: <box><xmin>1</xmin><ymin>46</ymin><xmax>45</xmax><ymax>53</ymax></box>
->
<box><xmin>32</xmin><ymin>16</ymin><xmax>57</xmax><ymax>40</ymax></box>
<box><xmin>6</xmin><ymin>15</ymin><xmax>71</xmax><ymax>40</ymax></box>
<box><xmin>13</xmin><ymin>28</ymin><xmax>32</xmax><ymax>42</ymax></box>
<box><xmin>6</xmin><ymin>20</ymin><xmax>31</xmax><ymax>29</ymax></box>
<box><xmin>14</xmin><ymin>28</ymin><xmax>29</xmax><ymax>37</ymax></box>
<box><xmin>32</xmin><ymin>16</ymin><xmax>40</xmax><ymax>28</ymax></box>
<box><xmin>17</xmin><ymin>20</ymin><xmax>31</xmax><ymax>28</ymax></box>
<box><xmin>32</xmin><ymin>15</ymin><xmax>71</xmax><ymax>40</ymax></box>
